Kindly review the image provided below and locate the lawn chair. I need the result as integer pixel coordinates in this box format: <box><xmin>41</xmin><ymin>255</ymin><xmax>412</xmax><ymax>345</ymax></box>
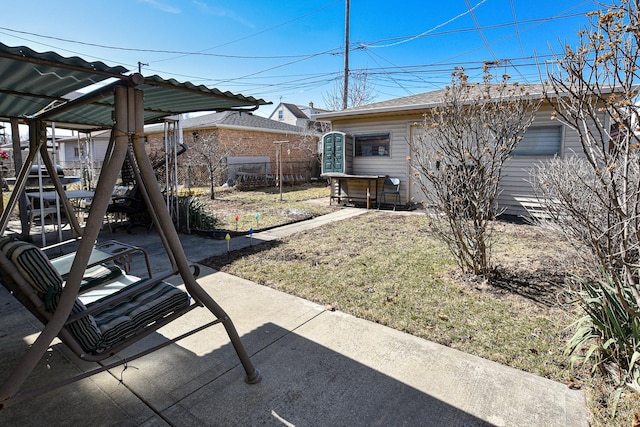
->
<box><xmin>106</xmin><ymin>183</ymin><xmax>150</xmax><ymax>232</ymax></box>
<box><xmin>378</xmin><ymin>177</ymin><xmax>401</xmax><ymax>211</ymax></box>
<box><xmin>26</xmin><ymin>194</ymin><xmax>63</xmax><ymax>232</ymax></box>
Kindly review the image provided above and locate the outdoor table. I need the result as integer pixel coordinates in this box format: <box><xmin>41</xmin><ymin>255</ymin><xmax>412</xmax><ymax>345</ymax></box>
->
<box><xmin>321</xmin><ymin>173</ymin><xmax>387</xmax><ymax>209</ymax></box>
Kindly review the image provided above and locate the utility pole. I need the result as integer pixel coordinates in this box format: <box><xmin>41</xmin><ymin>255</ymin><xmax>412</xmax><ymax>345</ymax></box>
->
<box><xmin>342</xmin><ymin>0</ymin><xmax>350</xmax><ymax>110</ymax></box>
<box><xmin>137</xmin><ymin>61</ymin><xmax>149</xmax><ymax>74</ymax></box>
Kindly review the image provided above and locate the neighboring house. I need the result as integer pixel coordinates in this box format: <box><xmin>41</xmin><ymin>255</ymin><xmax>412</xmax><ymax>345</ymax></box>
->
<box><xmin>56</xmin><ymin>111</ymin><xmax>321</xmax><ymax>187</ymax></box>
<box><xmin>57</xmin><ymin>130</ymin><xmax>110</xmax><ymax>168</ymax></box>
<box><xmin>269</xmin><ymin>102</ymin><xmax>331</xmax><ymax>132</ymax></box>
<box><xmin>145</xmin><ymin>111</ymin><xmax>320</xmax><ymax>186</ymax></box>
<box><xmin>315</xmin><ymin>85</ymin><xmax>609</xmax><ymax>216</ymax></box>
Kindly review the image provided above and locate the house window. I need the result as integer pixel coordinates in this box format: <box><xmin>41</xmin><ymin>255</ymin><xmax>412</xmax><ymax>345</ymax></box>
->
<box><xmin>512</xmin><ymin>125</ymin><xmax>562</xmax><ymax>156</ymax></box>
<box><xmin>355</xmin><ymin>133</ymin><xmax>390</xmax><ymax>157</ymax></box>
<box><xmin>278</xmin><ymin>110</ymin><xmax>284</xmax><ymax>120</ymax></box>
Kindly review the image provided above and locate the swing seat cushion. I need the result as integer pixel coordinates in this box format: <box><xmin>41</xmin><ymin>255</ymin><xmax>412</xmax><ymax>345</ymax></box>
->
<box><xmin>0</xmin><ymin>238</ymin><xmax>190</xmax><ymax>354</ymax></box>
<box><xmin>78</xmin><ymin>263</ymin><xmax>123</xmax><ymax>292</ymax></box>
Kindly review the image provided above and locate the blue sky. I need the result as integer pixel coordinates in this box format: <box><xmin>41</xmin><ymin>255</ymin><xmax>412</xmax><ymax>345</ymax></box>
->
<box><xmin>0</xmin><ymin>0</ymin><xmax>598</xmax><ymax>115</ymax></box>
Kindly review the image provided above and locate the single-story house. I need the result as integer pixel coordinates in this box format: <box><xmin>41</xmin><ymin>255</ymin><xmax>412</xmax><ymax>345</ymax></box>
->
<box><xmin>314</xmin><ymin>85</ymin><xmax>611</xmax><ymax>216</ymax></box>
<box><xmin>144</xmin><ymin>111</ymin><xmax>321</xmax><ymax>186</ymax></box>
<box><xmin>57</xmin><ymin>130</ymin><xmax>110</xmax><ymax>168</ymax></box>
<box><xmin>54</xmin><ymin>110</ymin><xmax>323</xmax><ymax>188</ymax></box>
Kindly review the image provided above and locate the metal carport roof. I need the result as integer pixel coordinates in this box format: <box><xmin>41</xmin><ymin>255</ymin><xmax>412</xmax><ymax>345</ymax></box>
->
<box><xmin>0</xmin><ymin>42</ymin><xmax>270</xmax><ymax>130</ymax></box>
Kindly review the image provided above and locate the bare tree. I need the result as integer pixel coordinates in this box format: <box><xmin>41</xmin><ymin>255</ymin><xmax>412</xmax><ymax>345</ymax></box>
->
<box><xmin>187</xmin><ymin>130</ymin><xmax>241</xmax><ymax>200</ymax></box>
<box><xmin>532</xmin><ymin>0</ymin><xmax>640</xmax><ymax>392</ymax></box>
<box><xmin>287</xmin><ymin>122</ymin><xmax>330</xmax><ymax>177</ymax></box>
<box><xmin>410</xmin><ymin>68</ymin><xmax>540</xmax><ymax>276</ymax></box>
<box><xmin>323</xmin><ymin>68</ymin><xmax>377</xmax><ymax>110</ymax></box>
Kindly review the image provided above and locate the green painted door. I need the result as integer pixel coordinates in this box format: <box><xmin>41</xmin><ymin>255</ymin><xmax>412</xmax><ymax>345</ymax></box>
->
<box><xmin>323</xmin><ymin>133</ymin><xmax>344</xmax><ymax>173</ymax></box>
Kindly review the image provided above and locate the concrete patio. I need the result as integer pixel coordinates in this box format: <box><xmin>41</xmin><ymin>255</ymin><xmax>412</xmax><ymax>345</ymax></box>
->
<box><xmin>0</xmin><ymin>208</ymin><xmax>588</xmax><ymax>426</ymax></box>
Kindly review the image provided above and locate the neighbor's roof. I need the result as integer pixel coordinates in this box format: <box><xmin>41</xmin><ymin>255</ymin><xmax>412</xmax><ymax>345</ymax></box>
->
<box><xmin>0</xmin><ymin>42</ymin><xmax>270</xmax><ymax>131</ymax></box>
<box><xmin>146</xmin><ymin>111</ymin><xmax>305</xmax><ymax>134</ymax></box>
<box><xmin>282</xmin><ymin>103</ymin><xmax>308</xmax><ymax>119</ymax></box>
<box><xmin>315</xmin><ymin>83</ymin><xmax>547</xmax><ymax>120</ymax></box>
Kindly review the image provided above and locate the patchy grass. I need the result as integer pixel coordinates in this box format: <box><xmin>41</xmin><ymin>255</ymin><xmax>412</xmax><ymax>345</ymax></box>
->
<box><xmin>199</xmin><ymin>197</ymin><xmax>639</xmax><ymax>426</ymax></box>
<box><xmin>203</xmin><ymin>212</ymin><xmax>577</xmax><ymax>382</ymax></box>
<box><xmin>194</xmin><ymin>183</ymin><xmax>335</xmax><ymax>231</ymax></box>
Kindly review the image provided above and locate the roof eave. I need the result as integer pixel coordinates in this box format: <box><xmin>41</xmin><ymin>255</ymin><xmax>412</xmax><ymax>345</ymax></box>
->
<box><xmin>315</xmin><ymin>92</ymin><xmax>551</xmax><ymax>121</ymax></box>
<box><xmin>314</xmin><ymin>104</ymin><xmax>431</xmax><ymax>120</ymax></box>
<box><xmin>316</xmin><ymin>85</ymin><xmax>640</xmax><ymax>121</ymax></box>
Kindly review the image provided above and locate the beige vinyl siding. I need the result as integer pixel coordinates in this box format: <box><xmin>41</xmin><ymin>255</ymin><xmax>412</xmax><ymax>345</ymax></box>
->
<box><xmin>408</xmin><ymin>124</ymin><xmax>430</xmax><ymax>206</ymax></box>
<box><xmin>327</xmin><ymin>102</ymin><xmax>608</xmax><ymax>215</ymax></box>
<box><xmin>330</xmin><ymin>116</ymin><xmax>422</xmax><ymax>205</ymax></box>
<box><xmin>499</xmin><ymin>110</ymin><xmax>593</xmax><ymax>217</ymax></box>
<box><xmin>500</xmin><ymin>113</ymin><xmax>564</xmax><ymax>216</ymax></box>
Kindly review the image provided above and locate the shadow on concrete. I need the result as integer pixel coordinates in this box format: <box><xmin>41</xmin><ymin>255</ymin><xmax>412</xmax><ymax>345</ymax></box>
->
<box><xmin>115</xmin><ymin>322</ymin><xmax>495</xmax><ymax>426</ymax></box>
<box><xmin>0</xmin><ymin>286</ymin><xmax>161</xmax><ymax>425</ymax></box>
<box><xmin>0</xmin><ymin>300</ymin><xmax>493</xmax><ymax>427</ymax></box>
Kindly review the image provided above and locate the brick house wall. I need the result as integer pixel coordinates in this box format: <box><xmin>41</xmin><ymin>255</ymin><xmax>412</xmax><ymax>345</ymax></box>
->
<box><xmin>145</xmin><ymin>127</ymin><xmax>318</xmax><ymax>165</ymax></box>
<box><xmin>144</xmin><ymin>119</ymin><xmax>320</xmax><ymax>186</ymax></box>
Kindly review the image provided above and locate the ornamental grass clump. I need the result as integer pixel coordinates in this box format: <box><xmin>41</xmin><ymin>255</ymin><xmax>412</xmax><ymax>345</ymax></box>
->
<box><xmin>567</xmin><ymin>276</ymin><xmax>640</xmax><ymax>416</ymax></box>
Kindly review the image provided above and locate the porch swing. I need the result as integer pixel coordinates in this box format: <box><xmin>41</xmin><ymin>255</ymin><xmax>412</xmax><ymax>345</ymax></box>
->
<box><xmin>0</xmin><ymin>44</ymin><xmax>269</xmax><ymax>410</ymax></box>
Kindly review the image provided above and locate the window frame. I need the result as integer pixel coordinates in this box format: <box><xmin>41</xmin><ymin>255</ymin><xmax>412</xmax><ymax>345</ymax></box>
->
<box><xmin>354</xmin><ymin>133</ymin><xmax>391</xmax><ymax>157</ymax></box>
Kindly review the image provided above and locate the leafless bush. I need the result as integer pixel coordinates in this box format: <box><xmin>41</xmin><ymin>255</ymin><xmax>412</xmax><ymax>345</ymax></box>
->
<box><xmin>410</xmin><ymin>68</ymin><xmax>540</xmax><ymax>276</ymax></box>
<box><xmin>530</xmin><ymin>154</ymin><xmax>640</xmax><ymax>275</ymax></box>
<box><xmin>543</xmin><ymin>0</ymin><xmax>640</xmax><ymax>313</ymax></box>
<box><xmin>536</xmin><ymin>0</ymin><xmax>640</xmax><ymax>398</ymax></box>
<box><xmin>186</xmin><ymin>131</ymin><xmax>242</xmax><ymax>200</ymax></box>
<box><xmin>323</xmin><ymin>68</ymin><xmax>377</xmax><ymax>110</ymax></box>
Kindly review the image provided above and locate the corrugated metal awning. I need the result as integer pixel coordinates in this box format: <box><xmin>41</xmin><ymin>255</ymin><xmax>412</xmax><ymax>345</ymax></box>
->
<box><xmin>0</xmin><ymin>42</ymin><xmax>270</xmax><ymax>130</ymax></box>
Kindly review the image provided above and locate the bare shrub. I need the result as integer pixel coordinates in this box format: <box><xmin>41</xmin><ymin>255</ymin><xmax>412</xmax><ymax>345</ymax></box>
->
<box><xmin>323</xmin><ymin>68</ymin><xmax>377</xmax><ymax>110</ymax></box>
<box><xmin>536</xmin><ymin>0</ymin><xmax>640</xmax><ymax>402</ymax></box>
<box><xmin>410</xmin><ymin>68</ymin><xmax>540</xmax><ymax>276</ymax></box>
<box><xmin>531</xmin><ymin>154</ymin><xmax>640</xmax><ymax>277</ymax></box>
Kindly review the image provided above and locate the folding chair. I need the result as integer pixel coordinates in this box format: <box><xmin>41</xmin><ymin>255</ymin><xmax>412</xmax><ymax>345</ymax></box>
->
<box><xmin>378</xmin><ymin>177</ymin><xmax>401</xmax><ymax>211</ymax></box>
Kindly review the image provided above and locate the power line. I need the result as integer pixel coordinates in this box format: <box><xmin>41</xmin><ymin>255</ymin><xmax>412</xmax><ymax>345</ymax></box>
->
<box><xmin>0</xmin><ymin>1</ymin><xmax>595</xmax><ymax>106</ymax></box>
<box><xmin>362</xmin><ymin>0</ymin><xmax>488</xmax><ymax>49</ymax></box>
<box><xmin>0</xmin><ymin>26</ymin><xmax>342</xmax><ymax>60</ymax></box>
<box><xmin>156</xmin><ymin>0</ymin><xmax>343</xmax><ymax>63</ymax></box>
<box><xmin>462</xmin><ymin>0</ymin><xmax>530</xmax><ymax>82</ymax></box>
<box><xmin>0</xmin><ymin>29</ymin><xmax>136</xmax><ymax>71</ymax></box>
<box><xmin>510</xmin><ymin>0</ymin><xmax>525</xmax><ymax>56</ymax></box>
<box><xmin>226</xmin><ymin>3</ymin><xmax>586</xmax><ymax>96</ymax></box>
<box><xmin>360</xmin><ymin>11</ymin><xmax>589</xmax><ymax>48</ymax></box>
<box><xmin>363</xmin><ymin>48</ymin><xmax>431</xmax><ymax>94</ymax></box>
<box><xmin>0</xmin><ymin>6</ymin><xmax>589</xmax><ymax>63</ymax></box>
<box><xmin>464</xmin><ymin>0</ymin><xmax>498</xmax><ymax>61</ymax></box>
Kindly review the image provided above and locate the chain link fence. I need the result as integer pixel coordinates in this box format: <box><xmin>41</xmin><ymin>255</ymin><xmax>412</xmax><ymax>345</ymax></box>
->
<box><xmin>5</xmin><ymin>160</ymin><xmax>320</xmax><ymax>190</ymax></box>
<box><xmin>5</xmin><ymin>159</ymin><xmax>321</xmax><ymax>232</ymax></box>
<box><xmin>24</xmin><ymin>159</ymin><xmax>320</xmax><ymax>191</ymax></box>
<box><xmin>160</xmin><ymin>160</ymin><xmax>321</xmax><ymax>191</ymax></box>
